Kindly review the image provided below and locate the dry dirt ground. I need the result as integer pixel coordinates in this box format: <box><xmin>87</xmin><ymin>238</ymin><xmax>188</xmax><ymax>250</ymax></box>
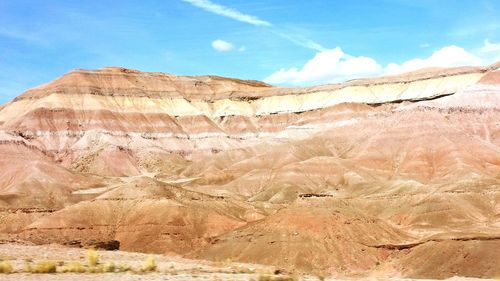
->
<box><xmin>0</xmin><ymin>243</ymin><xmax>299</xmax><ymax>281</ymax></box>
<box><xmin>0</xmin><ymin>243</ymin><xmax>497</xmax><ymax>281</ymax></box>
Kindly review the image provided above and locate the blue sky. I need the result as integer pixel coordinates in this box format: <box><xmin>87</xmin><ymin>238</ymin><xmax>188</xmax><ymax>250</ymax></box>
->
<box><xmin>1</xmin><ymin>0</ymin><xmax>499</xmax><ymax>104</ymax></box>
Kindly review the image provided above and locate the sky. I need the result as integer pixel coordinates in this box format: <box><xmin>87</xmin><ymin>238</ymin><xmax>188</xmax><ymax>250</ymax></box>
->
<box><xmin>1</xmin><ymin>0</ymin><xmax>500</xmax><ymax>104</ymax></box>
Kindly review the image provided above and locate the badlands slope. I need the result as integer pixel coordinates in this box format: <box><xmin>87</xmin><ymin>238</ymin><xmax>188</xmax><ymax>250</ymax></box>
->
<box><xmin>0</xmin><ymin>64</ymin><xmax>499</xmax><ymax>278</ymax></box>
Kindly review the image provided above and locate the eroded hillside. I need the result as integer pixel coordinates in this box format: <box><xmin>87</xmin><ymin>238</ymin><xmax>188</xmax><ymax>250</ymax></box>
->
<box><xmin>0</xmin><ymin>63</ymin><xmax>499</xmax><ymax>278</ymax></box>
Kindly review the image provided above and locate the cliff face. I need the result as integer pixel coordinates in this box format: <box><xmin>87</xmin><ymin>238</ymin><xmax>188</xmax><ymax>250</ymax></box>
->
<box><xmin>0</xmin><ymin>64</ymin><xmax>499</xmax><ymax>278</ymax></box>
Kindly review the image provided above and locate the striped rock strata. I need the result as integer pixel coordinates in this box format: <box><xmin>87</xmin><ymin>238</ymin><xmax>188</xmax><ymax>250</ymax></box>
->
<box><xmin>0</xmin><ymin>63</ymin><xmax>499</xmax><ymax>278</ymax></box>
<box><xmin>0</xmin><ymin>64</ymin><xmax>498</xmax><ymax>175</ymax></box>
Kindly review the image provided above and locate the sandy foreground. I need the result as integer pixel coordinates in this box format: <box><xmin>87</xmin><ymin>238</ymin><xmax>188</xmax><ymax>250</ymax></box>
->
<box><xmin>0</xmin><ymin>243</ymin><xmax>495</xmax><ymax>281</ymax></box>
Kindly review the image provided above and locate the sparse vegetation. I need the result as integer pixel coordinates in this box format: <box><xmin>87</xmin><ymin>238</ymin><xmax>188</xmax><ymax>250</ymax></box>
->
<box><xmin>24</xmin><ymin>261</ymin><xmax>32</xmax><ymax>273</ymax></box>
<box><xmin>141</xmin><ymin>255</ymin><xmax>157</xmax><ymax>272</ymax></box>
<box><xmin>31</xmin><ymin>260</ymin><xmax>57</xmax><ymax>273</ymax></box>
<box><xmin>59</xmin><ymin>261</ymin><xmax>86</xmax><ymax>273</ymax></box>
<box><xmin>30</xmin><ymin>258</ymin><xmax>123</xmax><ymax>274</ymax></box>
<box><xmin>86</xmin><ymin>265</ymin><xmax>103</xmax><ymax>273</ymax></box>
<box><xmin>0</xmin><ymin>260</ymin><xmax>13</xmax><ymax>274</ymax></box>
<box><xmin>86</xmin><ymin>249</ymin><xmax>99</xmax><ymax>266</ymax></box>
<box><xmin>116</xmin><ymin>264</ymin><xmax>132</xmax><ymax>272</ymax></box>
<box><xmin>102</xmin><ymin>262</ymin><xmax>116</xmax><ymax>272</ymax></box>
<box><xmin>17</xmin><ymin>249</ymin><xmax>134</xmax><ymax>274</ymax></box>
<box><xmin>257</xmin><ymin>275</ymin><xmax>298</xmax><ymax>281</ymax></box>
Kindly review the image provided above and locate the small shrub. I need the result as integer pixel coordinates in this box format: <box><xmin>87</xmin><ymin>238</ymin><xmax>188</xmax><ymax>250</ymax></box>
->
<box><xmin>87</xmin><ymin>265</ymin><xmax>104</xmax><ymax>273</ymax></box>
<box><xmin>0</xmin><ymin>260</ymin><xmax>13</xmax><ymax>274</ymax></box>
<box><xmin>86</xmin><ymin>266</ymin><xmax>103</xmax><ymax>273</ymax></box>
<box><xmin>59</xmin><ymin>262</ymin><xmax>86</xmax><ymax>273</ymax></box>
<box><xmin>116</xmin><ymin>264</ymin><xmax>132</xmax><ymax>272</ymax></box>
<box><xmin>258</xmin><ymin>275</ymin><xmax>298</xmax><ymax>281</ymax></box>
<box><xmin>24</xmin><ymin>261</ymin><xmax>32</xmax><ymax>273</ymax></box>
<box><xmin>86</xmin><ymin>249</ymin><xmax>99</xmax><ymax>266</ymax></box>
<box><xmin>141</xmin><ymin>256</ymin><xmax>157</xmax><ymax>272</ymax></box>
<box><xmin>102</xmin><ymin>262</ymin><xmax>116</xmax><ymax>273</ymax></box>
<box><xmin>32</xmin><ymin>260</ymin><xmax>57</xmax><ymax>273</ymax></box>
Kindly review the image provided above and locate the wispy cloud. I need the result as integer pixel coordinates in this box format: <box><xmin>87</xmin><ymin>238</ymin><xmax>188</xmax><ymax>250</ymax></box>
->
<box><xmin>182</xmin><ymin>0</ymin><xmax>325</xmax><ymax>52</ymax></box>
<box><xmin>0</xmin><ymin>27</ymin><xmax>49</xmax><ymax>46</ymax></box>
<box><xmin>449</xmin><ymin>22</ymin><xmax>500</xmax><ymax>37</ymax></box>
<box><xmin>272</xmin><ymin>31</ymin><xmax>326</xmax><ymax>52</ymax></box>
<box><xmin>182</xmin><ymin>0</ymin><xmax>271</xmax><ymax>26</ymax></box>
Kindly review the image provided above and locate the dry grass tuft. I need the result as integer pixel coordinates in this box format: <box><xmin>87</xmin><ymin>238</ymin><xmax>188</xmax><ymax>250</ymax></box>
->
<box><xmin>86</xmin><ymin>266</ymin><xmax>103</xmax><ymax>273</ymax></box>
<box><xmin>0</xmin><ymin>260</ymin><xmax>13</xmax><ymax>274</ymax></box>
<box><xmin>5</xmin><ymin>251</ymin><xmax>160</xmax><ymax>275</ymax></box>
<box><xmin>102</xmin><ymin>262</ymin><xmax>116</xmax><ymax>273</ymax></box>
<box><xmin>141</xmin><ymin>255</ymin><xmax>157</xmax><ymax>272</ymax></box>
<box><xmin>87</xmin><ymin>266</ymin><xmax>104</xmax><ymax>273</ymax></box>
<box><xmin>31</xmin><ymin>260</ymin><xmax>57</xmax><ymax>273</ymax></box>
<box><xmin>24</xmin><ymin>261</ymin><xmax>32</xmax><ymax>273</ymax></box>
<box><xmin>116</xmin><ymin>264</ymin><xmax>132</xmax><ymax>272</ymax></box>
<box><xmin>59</xmin><ymin>262</ymin><xmax>86</xmax><ymax>273</ymax></box>
<box><xmin>86</xmin><ymin>263</ymin><xmax>115</xmax><ymax>273</ymax></box>
<box><xmin>257</xmin><ymin>275</ymin><xmax>298</xmax><ymax>281</ymax></box>
<box><xmin>86</xmin><ymin>249</ymin><xmax>99</xmax><ymax>266</ymax></box>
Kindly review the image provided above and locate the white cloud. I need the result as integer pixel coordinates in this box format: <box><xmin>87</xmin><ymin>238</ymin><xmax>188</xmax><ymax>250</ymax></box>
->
<box><xmin>182</xmin><ymin>0</ymin><xmax>271</xmax><ymax>27</ymax></box>
<box><xmin>211</xmin><ymin>39</ymin><xmax>234</xmax><ymax>52</ymax></box>
<box><xmin>264</xmin><ymin>47</ymin><xmax>382</xmax><ymax>85</ymax></box>
<box><xmin>480</xmin><ymin>39</ymin><xmax>500</xmax><ymax>53</ymax></box>
<box><xmin>385</xmin><ymin>45</ymin><xmax>482</xmax><ymax>75</ymax></box>
<box><xmin>265</xmin><ymin>44</ymin><xmax>492</xmax><ymax>86</ymax></box>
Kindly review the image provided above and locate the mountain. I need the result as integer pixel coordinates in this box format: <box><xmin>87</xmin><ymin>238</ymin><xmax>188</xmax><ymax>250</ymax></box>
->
<box><xmin>0</xmin><ymin>63</ymin><xmax>499</xmax><ymax>278</ymax></box>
